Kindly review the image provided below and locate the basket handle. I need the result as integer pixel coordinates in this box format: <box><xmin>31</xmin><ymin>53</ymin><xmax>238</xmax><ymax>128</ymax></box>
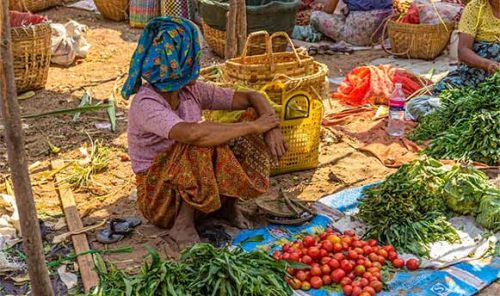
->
<box><xmin>282</xmin><ymin>91</ymin><xmax>311</xmax><ymax>121</ymax></box>
<box><xmin>240</xmin><ymin>31</ymin><xmax>303</xmax><ymax>72</ymax></box>
<box><xmin>241</xmin><ymin>31</ymin><xmax>272</xmax><ymax>62</ymax></box>
<box><xmin>270</xmin><ymin>31</ymin><xmax>303</xmax><ymax>66</ymax></box>
<box><xmin>381</xmin><ymin>18</ymin><xmax>411</xmax><ymax>57</ymax></box>
<box><xmin>260</xmin><ymin>81</ymin><xmax>286</xmax><ymax>104</ymax></box>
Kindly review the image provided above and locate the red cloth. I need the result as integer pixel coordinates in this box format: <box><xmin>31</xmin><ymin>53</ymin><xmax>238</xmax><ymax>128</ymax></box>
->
<box><xmin>9</xmin><ymin>11</ymin><xmax>47</xmax><ymax>28</ymax></box>
<box><xmin>332</xmin><ymin>65</ymin><xmax>431</xmax><ymax>106</ymax></box>
<box><xmin>401</xmin><ymin>3</ymin><xmax>420</xmax><ymax>24</ymax></box>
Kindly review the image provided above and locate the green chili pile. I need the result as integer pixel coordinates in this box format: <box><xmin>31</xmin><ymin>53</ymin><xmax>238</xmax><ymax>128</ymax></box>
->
<box><xmin>90</xmin><ymin>244</ymin><xmax>294</xmax><ymax>296</ymax></box>
<box><xmin>409</xmin><ymin>73</ymin><xmax>500</xmax><ymax>165</ymax></box>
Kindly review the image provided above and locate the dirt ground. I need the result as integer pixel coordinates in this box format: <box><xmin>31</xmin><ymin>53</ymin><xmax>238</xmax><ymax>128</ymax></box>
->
<box><xmin>0</xmin><ymin>6</ymin><xmax>497</xmax><ymax>295</ymax></box>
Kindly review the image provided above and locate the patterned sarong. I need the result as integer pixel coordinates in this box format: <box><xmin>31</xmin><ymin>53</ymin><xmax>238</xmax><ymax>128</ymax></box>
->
<box><xmin>136</xmin><ymin>135</ymin><xmax>271</xmax><ymax>228</ymax></box>
<box><xmin>434</xmin><ymin>41</ymin><xmax>500</xmax><ymax>94</ymax></box>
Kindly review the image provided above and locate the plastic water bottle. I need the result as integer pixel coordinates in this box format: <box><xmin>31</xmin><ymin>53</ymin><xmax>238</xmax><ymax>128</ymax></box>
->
<box><xmin>387</xmin><ymin>83</ymin><xmax>406</xmax><ymax>137</ymax></box>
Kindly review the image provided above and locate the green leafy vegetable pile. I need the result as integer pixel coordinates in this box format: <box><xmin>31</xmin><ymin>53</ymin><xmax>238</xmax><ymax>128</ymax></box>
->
<box><xmin>409</xmin><ymin>73</ymin><xmax>500</xmax><ymax>165</ymax></box>
<box><xmin>358</xmin><ymin>157</ymin><xmax>499</xmax><ymax>257</ymax></box>
<box><xmin>90</xmin><ymin>243</ymin><xmax>294</xmax><ymax>296</ymax></box>
<box><xmin>358</xmin><ymin>158</ymin><xmax>458</xmax><ymax>257</ymax></box>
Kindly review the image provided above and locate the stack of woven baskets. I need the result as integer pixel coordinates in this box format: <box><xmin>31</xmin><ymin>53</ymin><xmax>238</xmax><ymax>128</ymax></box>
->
<box><xmin>201</xmin><ymin>32</ymin><xmax>327</xmax><ymax>175</ymax></box>
<box><xmin>8</xmin><ymin>0</ymin><xmax>60</xmax><ymax>12</ymax></box>
<box><xmin>9</xmin><ymin>11</ymin><xmax>52</xmax><ymax>93</ymax></box>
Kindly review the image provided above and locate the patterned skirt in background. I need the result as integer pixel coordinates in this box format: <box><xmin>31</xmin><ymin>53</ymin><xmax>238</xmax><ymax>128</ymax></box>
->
<box><xmin>160</xmin><ymin>0</ymin><xmax>194</xmax><ymax>19</ymax></box>
<box><xmin>310</xmin><ymin>9</ymin><xmax>392</xmax><ymax>46</ymax></box>
<box><xmin>136</xmin><ymin>135</ymin><xmax>271</xmax><ymax>228</ymax></box>
<box><xmin>434</xmin><ymin>42</ymin><xmax>500</xmax><ymax>94</ymax></box>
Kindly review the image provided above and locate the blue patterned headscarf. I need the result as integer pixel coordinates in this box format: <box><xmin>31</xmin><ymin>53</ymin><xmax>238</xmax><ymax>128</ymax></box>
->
<box><xmin>122</xmin><ymin>16</ymin><xmax>202</xmax><ymax>99</ymax></box>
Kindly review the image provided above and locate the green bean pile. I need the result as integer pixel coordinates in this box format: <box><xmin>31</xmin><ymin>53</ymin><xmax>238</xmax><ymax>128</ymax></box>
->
<box><xmin>91</xmin><ymin>244</ymin><xmax>293</xmax><ymax>296</ymax></box>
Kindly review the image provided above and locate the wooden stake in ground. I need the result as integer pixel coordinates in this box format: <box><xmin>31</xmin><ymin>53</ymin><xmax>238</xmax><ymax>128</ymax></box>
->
<box><xmin>236</xmin><ymin>0</ymin><xmax>247</xmax><ymax>55</ymax></box>
<box><xmin>0</xmin><ymin>1</ymin><xmax>55</xmax><ymax>295</ymax></box>
<box><xmin>52</xmin><ymin>159</ymin><xmax>99</xmax><ymax>292</ymax></box>
<box><xmin>224</xmin><ymin>0</ymin><xmax>238</xmax><ymax>59</ymax></box>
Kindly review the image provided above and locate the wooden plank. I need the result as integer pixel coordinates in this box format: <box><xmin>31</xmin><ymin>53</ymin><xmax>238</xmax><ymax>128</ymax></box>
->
<box><xmin>51</xmin><ymin>159</ymin><xmax>99</xmax><ymax>292</ymax></box>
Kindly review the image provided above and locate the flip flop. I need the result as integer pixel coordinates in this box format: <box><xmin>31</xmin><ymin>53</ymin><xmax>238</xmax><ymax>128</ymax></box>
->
<box><xmin>96</xmin><ymin>217</ymin><xmax>142</xmax><ymax>244</ymax></box>
<box><xmin>198</xmin><ymin>224</ymin><xmax>232</xmax><ymax>248</ymax></box>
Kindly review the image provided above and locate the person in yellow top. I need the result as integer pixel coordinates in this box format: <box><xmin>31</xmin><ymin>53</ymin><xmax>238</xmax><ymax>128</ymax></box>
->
<box><xmin>434</xmin><ymin>0</ymin><xmax>500</xmax><ymax>93</ymax></box>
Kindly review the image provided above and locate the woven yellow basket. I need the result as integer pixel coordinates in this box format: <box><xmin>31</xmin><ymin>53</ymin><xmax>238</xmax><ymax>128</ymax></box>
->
<box><xmin>94</xmin><ymin>0</ymin><xmax>130</xmax><ymax>21</ymax></box>
<box><xmin>201</xmin><ymin>62</ymin><xmax>327</xmax><ymax>174</ymax></box>
<box><xmin>9</xmin><ymin>0</ymin><xmax>60</xmax><ymax>12</ymax></box>
<box><xmin>225</xmin><ymin>31</ymin><xmax>315</xmax><ymax>84</ymax></box>
<box><xmin>270</xmin><ymin>86</ymin><xmax>324</xmax><ymax>175</ymax></box>
<box><xmin>385</xmin><ymin>20</ymin><xmax>454</xmax><ymax>60</ymax></box>
<box><xmin>10</xmin><ymin>12</ymin><xmax>52</xmax><ymax>93</ymax></box>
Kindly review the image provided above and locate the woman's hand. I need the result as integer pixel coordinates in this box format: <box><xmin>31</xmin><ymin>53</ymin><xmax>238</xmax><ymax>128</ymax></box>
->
<box><xmin>264</xmin><ymin>128</ymin><xmax>288</xmax><ymax>164</ymax></box>
<box><xmin>487</xmin><ymin>61</ymin><xmax>500</xmax><ymax>74</ymax></box>
<box><xmin>251</xmin><ymin>113</ymin><xmax>280</xmax><ymax>134</ymax></box>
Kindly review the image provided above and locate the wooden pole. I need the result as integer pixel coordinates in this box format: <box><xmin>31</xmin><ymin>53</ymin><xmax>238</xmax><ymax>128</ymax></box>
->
<box><xmin>236</xmin><ymin>0</ymin><xmax>247</xmax><ymax>56</ymax></box>
<box><xmin>224</xmin><ymin>0</ymin><xmax>238</xmax><ymax>59</ymax></box>
<box><xmin>0</xmin><ymin>1</ymin><xmax>55</xmax><ymax>295</ymax></box>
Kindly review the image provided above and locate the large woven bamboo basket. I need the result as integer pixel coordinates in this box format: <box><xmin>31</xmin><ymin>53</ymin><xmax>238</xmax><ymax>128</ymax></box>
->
<box><xmin>202</xmin><ymin>21</ymin><xmax>225</xmax><ymax>57</ymax></box>
<box><xmin>9</xmin><ymin>0</ymin><xmax>60</xmax><ymax>12</ymax></box>
<box><xmin>202</xmin><ymin>22</ymin><xmax>289</xmax><ymax>58</ymax></box>
<box><xmin>10</xmin><ymin>11</ymin><xmax>52</xmax><ymax>93</ymax></box>
<box><xmin>94</xmin><ymin>0</ymin><xmax>130</xmax><ymax>21</ymax></box>
<box><xmin>201</xmin><ymin>62</ymin><xmax>327</xmax><ymax>174</ymax></box>
<box><xmin>226</xmin><ymin>31</ymin><xmax>315</xmax><ymax>83</ymax></box>
<box><xmin>385</xmin><ymin>20</ymin><xmax>454</xmax><ymax>60</ymax></box>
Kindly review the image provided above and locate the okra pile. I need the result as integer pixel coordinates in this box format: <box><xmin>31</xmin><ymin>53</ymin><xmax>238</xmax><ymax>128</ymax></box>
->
<box><xmin>410</xmin><ymin>73</ymin><xmax>500</xmax><ymax>166</ymax></box>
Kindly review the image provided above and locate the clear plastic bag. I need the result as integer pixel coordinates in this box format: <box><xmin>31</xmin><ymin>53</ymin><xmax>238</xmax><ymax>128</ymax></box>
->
<box><xmin>415</xmin><ymin>0</ymin><xmax>462</xmax><ymax>25</ymax></box>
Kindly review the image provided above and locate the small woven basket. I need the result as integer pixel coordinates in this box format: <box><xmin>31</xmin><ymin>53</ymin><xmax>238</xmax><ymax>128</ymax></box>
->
<box><xmin>130</xmin><ymin>0</ymin><xmax>160</xmax><ymax>28</ymax></box>
<box><xmin>8</xmin><ymin>0</ymin><xmax>60</xmax><ymax>12</ymax></box>
<box><xmin>385</xmin><ymin>20</ymin><xmax>454</xmax><ymax>60</ymax></box>
<box><xmin>225</xmin><ymin>31</ymin><xmax>315</xmax><ymax>83</ymax></box>
<box><xmin>94</xmin><ymin>0</ymin><xmax>130</xmax><ymax>21</ymax></box>
<box><xmin>10</xmin><ymin>11</ymin><xmax>52</xmax><ymax>93</ymax></box>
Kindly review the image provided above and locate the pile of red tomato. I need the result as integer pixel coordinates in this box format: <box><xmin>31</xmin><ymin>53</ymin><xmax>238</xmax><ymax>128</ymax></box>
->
<box><xmin>272</xmin><ymin>228</ymin><xmax>420</xmax><ymax>295</ymax></box>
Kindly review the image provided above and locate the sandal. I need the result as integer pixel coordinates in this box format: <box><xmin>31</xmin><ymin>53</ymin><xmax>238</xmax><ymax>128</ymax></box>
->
<box><xmin>256</xmin><ymin>188</ymin><xmax>317</xmax><ymax>225</ymax></box>
<box><xmin>96</xmin><ymin>217</ymin><xmax>142</xmax><ymax>244</ymax></box>
<box><xmin>198</xmin><ymin>224</ymin><xmax>232</xmax><ymax>248</ymax></box>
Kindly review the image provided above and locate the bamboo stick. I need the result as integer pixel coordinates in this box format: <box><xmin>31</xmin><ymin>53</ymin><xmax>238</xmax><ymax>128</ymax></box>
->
<box><xmin>0</xmin><ymin>1</ymin><xmax>55</xmax><ymax>295</ymax></box>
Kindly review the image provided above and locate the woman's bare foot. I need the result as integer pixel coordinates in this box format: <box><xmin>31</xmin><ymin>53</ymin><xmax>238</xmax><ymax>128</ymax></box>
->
<box><xmin>161</xmin><ymin>202</ymin><xmax>201</xmax><ymax>252</ymax></box>
<box><xmin>224</xmin><ymin>198</ymin><xmax>257</xmax><ymax>229</ymax></box>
